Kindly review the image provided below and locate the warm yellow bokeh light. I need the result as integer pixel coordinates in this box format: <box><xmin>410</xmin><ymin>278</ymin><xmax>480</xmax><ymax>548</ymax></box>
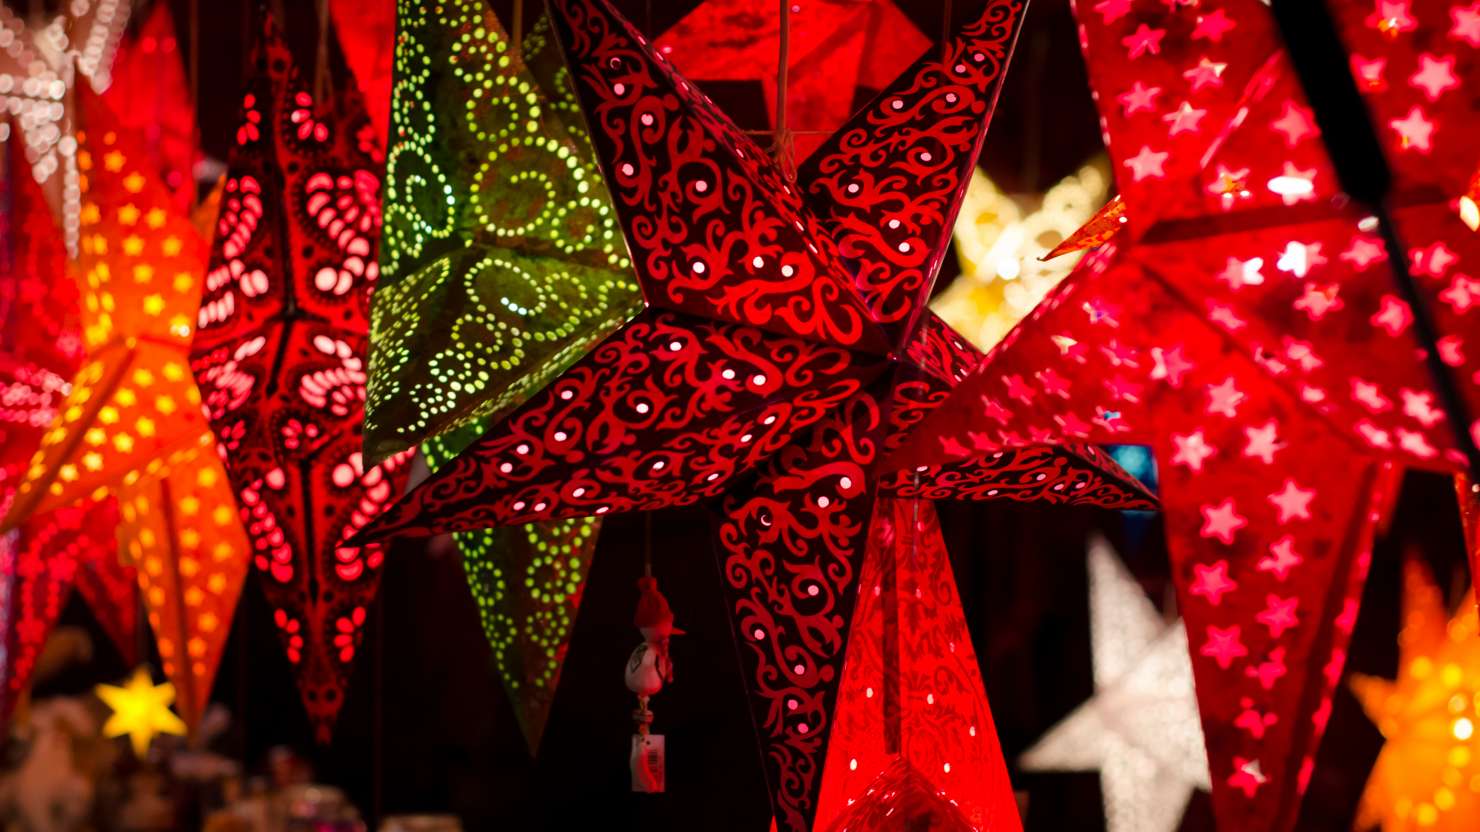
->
<box><xmin>96</xmin><ymin>667</ymin><xmax>187</xmax><ymax>756</ymax></box>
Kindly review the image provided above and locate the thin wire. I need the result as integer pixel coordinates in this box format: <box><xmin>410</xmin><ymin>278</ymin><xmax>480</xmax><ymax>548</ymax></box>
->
<box><xmin>643</xmin><ymin>512</ymin><xmax>653</xmax><ymax>579</ymax></box>
<box><xmin>188</xmin><ymin>0</ymin><xmax>199</xmax><ymax>209</ymax></box>
<box><xmin>314</xmin><ymin>0</ymin><xmax>332</xmax><ymax>103</ymax></box>
<box><xmin>773</xmin><ymin>0</ymin><xmax>793</xmax><ymax>173</ymax></box>
<box><xmin>512</xmin><ymin>0</ymin><xmax>524</xmax><ymax>60</ymax></box>
<box><xmin>942</xmin><ymin>0</ymin><xmax>954</xmax><ymax>61</ymax></box>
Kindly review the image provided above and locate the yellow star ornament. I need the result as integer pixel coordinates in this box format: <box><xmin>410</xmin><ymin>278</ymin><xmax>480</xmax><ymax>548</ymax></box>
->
<box><xmin>1350</xmin><ymin>562</ymin><xmax>1480</xmax><ymax>831</ymax></box>
<box><xmin>95</xmin><ymin>667</ymin><xmax>186</xmax><ymax>756</ymax></box>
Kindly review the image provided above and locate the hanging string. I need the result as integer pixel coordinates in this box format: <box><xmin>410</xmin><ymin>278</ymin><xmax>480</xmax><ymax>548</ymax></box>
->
<box><xmin>512</xmin><ymin>0</ymin><xmax>524</xmax><ymax>60</ymax></box>
<box><xmin>187</xmin><ymin>0</ymin><xmax>200</xmax><ymax>209</ymax></box>
<box><xmin>314</xmin><ymin>0</ymin><xmax>332</xmax><ymax>104</ymax></box>
<box><xmin>773</xmin><ymin>0</ymin><xmax>794</xmax><ymax>176</ymax></box>
<box><xmin>643</xmin><ymin>511</ymin><xmax>653</xmax><ymax>579</ymax></box>
<box><xmin>942</xmin><ymin>0</ymin><xmax>954</xmax><ymax>62</ymax></box>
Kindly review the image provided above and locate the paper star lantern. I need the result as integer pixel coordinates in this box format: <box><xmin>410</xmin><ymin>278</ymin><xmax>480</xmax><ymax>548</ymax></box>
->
<box><xmin>364</xmin><ymin>0</ymin><xmax>638</xmax><ymax>463</ymax></box>
<box><xmin>189</xmin><ymin>18</ymin><xmax>410</xmax><ymax>739</ymax></box>
<box><xmin>0</xmin><ymin>500</ymin><xmax>123</xmax><ymax>725</ymax></box>
<box><xmin>814</xmin><ymin>497</ymin><xmax>1020</xmax><ymax>831</ymax></box>
<box><xmin>421</xmin><ymin>422</ymin><xmax>600</xmax><ymax>753</ymax></box>
<box><xmin>0</xmin><ymin>0</ymin><xmax>131</xmax><ymax>252</ymax></box>
<box><xmin>655</xmin><ymin>0</ymin><xmax>930</xmax><ymax>162</ymax></box>
<box><xmin>931</xmin><ymin>158</ymin><xmax>1112</xmax><ymax>351</ymax></box>
<box><xmin>359</xmin><ymin>2</ymin><xmax>1157</xmax><ymax>828</ymax></box>
<box><xmin>1350</xmin><ymin>561</ymin><xmax>1480</xmax><ymax>831</ymax></box>
<box><xmin>96</xmin><ymin>666</ymin><xmax>186</xmax><ymax>757</ymax></box>
<box><xmin>331</xmin><ymin>0</ymin><xmax>395</xmax><ymax>144</ymax></box>
<box><xmin>100</xmin><ymin>2</ymin><xmax>197</xmax><ymax>214</ymax></box>
<box><xmin>0</xmin><ymin>133</ymin><xmax>137</xmax><ymax>703</ymax></box>
<box><xmin>1021</xmin><ymin>535</ymin><xmax>1209</xmax><ymax>832</ymax></box>
<box><xmin>892</xmin><ymin>0</ymin><xmax>1480</xmax><ymax>826</ymax></box>
<box><xmin>2</xmin><ymin>88</ymin><xmax>249</xmax><ymax>733</ymax></box>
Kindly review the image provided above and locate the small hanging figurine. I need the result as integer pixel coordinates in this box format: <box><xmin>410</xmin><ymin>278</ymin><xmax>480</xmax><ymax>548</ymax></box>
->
<box><xmin>626</xmin><ymin>576</ymin><xmax>680</xmax><ymax>793</ymax></box>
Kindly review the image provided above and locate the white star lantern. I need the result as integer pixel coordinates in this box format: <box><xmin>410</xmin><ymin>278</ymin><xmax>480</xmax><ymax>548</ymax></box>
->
<box><xmin>1020</xmin><ymin>535</ymin><xmax>1210</xmax><ymax>832</ymax></box>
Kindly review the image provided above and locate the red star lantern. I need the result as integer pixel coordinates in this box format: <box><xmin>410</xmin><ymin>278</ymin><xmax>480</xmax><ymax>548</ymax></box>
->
<box><xmin>0</xmin><ymin>139</ymin><xmax>135</xmax><ymax>722</ymax></box>
<box><xmin>189</xmin><ymin>19</ymin><xmax>410</xmax><ymax>740</ymax></box>
<box><xmin>359</xmin><ymin>2</ymin><xmax>1155</xmax><ymax>827</ymax></box>
<box><xmin>814</xmin><ymin>497</ymin><xmax>1020</xmax><ymax>831</ymax></box>
<box><xmin>100</xmin><ymin>1</ymin><xmax>198</xmax><ymax>215</ymax></box>
<box><xmin>891</xmin><ymin>1</ymin><xmax>1480</xmax><ymax>824</ymax></box>
<box><xmin>819</xmin><ymin>757</ymin><xmax>983</xmax><ymax>832</ymax></box>
<box><xmin>656</xmin><ymin>0</ymin><xmax>930</xmax><ymax>161</ymax></box>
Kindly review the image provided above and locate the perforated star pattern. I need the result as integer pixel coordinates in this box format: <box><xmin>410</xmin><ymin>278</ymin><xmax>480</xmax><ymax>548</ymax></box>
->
<box><xmin>364</xmin><ymin>1</ymin><xmax>637</xmax><ymax>463</ymax></box>
<box><xmin>359</xmin><ymin>2</ymin><xmax>1157</xmax><ymax>828</ymax></box>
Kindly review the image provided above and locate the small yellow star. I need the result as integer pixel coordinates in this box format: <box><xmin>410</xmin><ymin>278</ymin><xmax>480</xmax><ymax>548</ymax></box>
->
<box><xmin>95</xmin><ymin>667</ymin><xmax>187</xmax><ymax>756</ymax></box>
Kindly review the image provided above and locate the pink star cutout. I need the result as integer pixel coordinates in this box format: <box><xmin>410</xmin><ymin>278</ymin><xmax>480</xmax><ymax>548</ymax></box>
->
<box><xmin>1246</xmin><ymin>647</ymin><xmax>1288</xmax><ymax>690</ymax></box>
<box><xmin>1389</xmin><ymin>106</ymin><xmax>1435</xmax><ymax>153</ymax></box>
<box><xmin>1191</xmin><ymin>9</ymin><xmax>1236</xmax><ymax>42</ymax></box>
<box><xmin>1260</xmin><ymin>535</ymin><xmax>1305</xmax><ymax>580</ymax></box>
<box><xmin>1294</xmin><ymin>283</ymin><xmax>1343</xmax><ymax>321</ymax></box>
<box><xmin>1172</xmin><ymin>430</ymin><xmax>1216</xmax><ymax>472</ymax></box>
<box><xmin>1123</xmin><ymin>145</ymin><xmax>1169</xmax><ymax>181</ymax></box>
<box><xmin>1037</xmin><ymin>368</ymin><xmax>1070</xmax><ymax>398</ymax></box>
<box><xmin>1163</xmin><ymin>100</ymin><xmax>1207</xmax><ymax>135</ymax></box>
<box><xmin>1401</xmin><ymin>389</ymin><xmax>1444</xmax><ymax>427</ymax></box>
<box><xmin>1255</xmin><ymin>594</ymin><xmax>1300</xmax><ymax>638</ymax></box>
<box><xmin>1200</xmin><ymin>498</ymin><xmax>1248</xmax><ymax>545</ymax></box>
<box><xmin>1351</xmin><ymin>55</ymin><xmax>1387</xmax><ymax>90</ymax></box>
<box><xmin>1410</xmin><ymin>53</ymin><xmax>1459</xmax><ymax>102</ymax></box>
<box><xmin>1270</xmin><ymin>101</ymin><xmax>1316</xmax><ymax>147</ymax></box>
<box><xmin>1151</xmin><ymin>345</ymin><xmax>1193</xmax><ymax>387</ymax></box>
<box><xmin>1370</xmin><ymin>295</ymin><xmax>1413</xmax><ymax>336</ymax></box>
<box><xmin>1397</xmin><ymin>428</ymin><xmax>1437</xmax><ymax>459</ymax></box>
<box><xmin>1276</xmin><ymin>242</ymin><xmax>1322</xmax><ymax>278</ymax></box>
<box><xmin>1412</xmin><ymin>242</ymin><xmax>1457</xmax><ymax>277</ymax></box>
<box><xmin>1440</xmin><ymin>275</ymin><xmax>1480</xmax><ymax>313</ymax></box>
<box><xmin>980</xmin><ymin>396</ymin><xmax>1012</xmax><ymax>424</ymax></box>
<box><xmin>1228</xmin><ymin>758</ymin><xmax>1267</xmax><ymax>798</ymax></box>
<box><xmin>1220</xmin><ymin>256</ymin><xmax>1265</xmax><ymax>289</ymax></box>
<box><xmin>1242</xmin><ymin>420</ymin><xmax>1283</xmax><ymax>464</ymax></box>
<box><xmin>1202</xmin><ymin>625</ymin><xmax>1249</xmax><ymax>669</ymax></box>
<box><xmin>1122</xmin><ymin>24</ymin><xmax>1166</xmax><ymax>59</ymax></box>
<box><xmin>1183</xmin><ymin>57</ymin><xmax>1228</xmax><ymax>91</ymax></box>
<box><xmin>1351</xmin><ymin>379</ymin><xmax>1393</xmax><ymax>413</ymax></box>
<box><xmin>1267</xmin><ymin>481</ymin><xmax>1315</xmax><ymax>525</ymax></box>
<box><xmin>1191</xmin><ymin>560</ymin><xmax>1238</xmax><ymax>605</ymax></box>
<box><xmin>1206</xmin><ymin>378</ymin><xmax>1245</xmax><ymax>418</ymax></box>
<box><xmin>1453</xmin><ymin>3</ymin><xmax>1480</xmax><ymax>46</ymax></box>
<box><xmin>1118</xmin><ymin>81</ymin><xmax>1161</xmax><ymax>115</ymax></box>
<box><xmin>1004</xmin><ymin>373</ymin><xmax>1035</xmax><ymax>404</ymax></box>
<box><xmin>1368</xmin><ymin>0</ymin><xmax>1417</xmax><ymax>34</ymax></box>
<box><xmin>1340</xmin><ymin>236</ymin><xmax>1385</xmax><ymax>269</ymax></box>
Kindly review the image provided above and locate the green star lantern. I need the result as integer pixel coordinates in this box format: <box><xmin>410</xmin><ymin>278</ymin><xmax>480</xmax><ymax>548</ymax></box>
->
<box><xmin>371</xmin><ymin>2</ymin><xmax>632</xmax><ymax>751</ymax></box>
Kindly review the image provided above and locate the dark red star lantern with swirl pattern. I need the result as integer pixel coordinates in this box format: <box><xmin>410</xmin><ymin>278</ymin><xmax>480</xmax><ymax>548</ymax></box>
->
<box><xmin>358</xmin><ymin>1</ymin><xmax>1157</xmax><ymax>827</ymax></box>
<box><xmin>656</xmin><ymin>0</ymin><xmax>930</xmax><ymax>162</ymax></box>
<box><xmin>189</xmin><ymin>19</ymin><xmax>410</xmax><ymax>740</ymax></box>
<box><xmin>891</xmin><ymin>0</ymin><xmax>1480</xmax><ymax>828</ymax></box>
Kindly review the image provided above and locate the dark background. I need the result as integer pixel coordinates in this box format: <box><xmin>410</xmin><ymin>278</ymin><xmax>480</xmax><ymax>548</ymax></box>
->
<box><xmin>23</xmin><ymin>0</ymin><xmax>1477</xmax><ymax>829</ymax></box>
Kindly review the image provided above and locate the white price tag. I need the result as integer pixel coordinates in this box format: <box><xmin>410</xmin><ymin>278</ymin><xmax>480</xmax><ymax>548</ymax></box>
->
<box><xmin>630</xmin><ymin>733</ymin><xmax>666</xmax><ymax>793</ymax></box>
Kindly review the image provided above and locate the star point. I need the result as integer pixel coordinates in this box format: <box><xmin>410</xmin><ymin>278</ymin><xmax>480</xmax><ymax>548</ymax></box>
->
<box><xmin>96</xmin><ymin>667</ymin><xmax>187</xmax><ymax>756</ymax></box>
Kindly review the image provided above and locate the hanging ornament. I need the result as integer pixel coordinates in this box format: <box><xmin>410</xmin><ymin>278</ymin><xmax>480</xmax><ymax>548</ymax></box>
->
<box><xmin>656</xmin><ymin>0</ymin><xmax>930</xmax><ymax>161</ymax></box>
<box><xmin>814</xmin><ymin>497</ymin><xmax>1020</xmax><ymax>831</ymax></box>
<box><xmin>1020</xmin><ymin>535</ymin><xmax>1209</xmax><ymax>832</ymax></box>
<box><xmin>366</xmin><ymin>0</ymin><xmax>638</xmax><ymax>464</ymax></box>
<box><xmin>931</xmin><ymin>158</ymin><xmax>1113</xmax><ymax>351</ymax></box>
<box><xmin>625</xmin><ymin>575</ymin><xmax>680</xmax><ymax>793</ymax></box>
<box><xmin>357</xmin><ymin>2</ymin><xmax>1157</xmax><ymax>829</ymax></box>
<box><xmin>2</xmin><ymin>88</ymin><xmax>247</xmax><ymax>734</ymax></box>
<box><xmin>189</xmin><ymin>17</ymin><xmax>409</xmax><ymax>740</ymax></box>
<box><xmin>1349</xmin><ymin>561</ymin><xmax>1480</xmax><ymax>832</ymax></box>
<box><xmin>95</xmin><ymin>666</ymin><xmax>187</xmax><ymax>757</ymax></box>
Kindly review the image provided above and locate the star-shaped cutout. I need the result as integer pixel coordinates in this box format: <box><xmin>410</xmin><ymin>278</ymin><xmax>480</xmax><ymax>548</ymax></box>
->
<box><xmin>1183</xmin><ymin>57</ymin><xmax>1228</xmax><ymax>91</ymax></box>
<box><xmin>1122</xmin><ymin>24</ymin><xmax>1166</xmax><ymax>59</ymax></box>
<box><xmin>1124</xmin><ymin>145</ymin><xmax>1169</xmax><ymax>182</ymax></box>
<box><xmin>1409</xmin><ymin>53</ymin><xmax>1459</xmax><ymax>102</ymax></box>
<box><xmin>1267</xmin><ymin>479</ymin><xmax>1315</xmax><ymax>524</ymax></box>
<box><xmin>1259</xmin><ymin>535</ymin><xmax>1305</xmax><ymax>581</ymax></box>
<box><xmin>1200</xmin><ymin>498</ymin><xmax>1248</xmax><ymax>545</ymax></box>
<box><xmin>1270</xmin><ymin>101</ymin><xmax>1316</xmax><ymax>147</ymax></box>
<box><xmin>1172</xmin><ymin>430</ymin><xmax>1216</xmax><ymax>472</ymax></box>
<box><xmin>96</xmin><ymin>667</ymin><xmax>187</xmax><ymax>756</ymax></box>
<box><xmin>1163</xmin><ymin>101</ymin><xmax>1206</xmax><ymax>136</ymax></box>
<box><xmin>1453</xmin><ymin>2</ymin><xmax>1480</xmax><ymax>46</ymax></box>
<box><xmin>1020</xmin><ymin>537</ymin><xmax>1209</xmax><ymax>832</ymax></box>
<box><xmin>1389</xmin><ymin>106</ymin><xmax>1435</xmax><ymax>153</ymax></box>
<box><xmin>1201</xmin><ymin>625</ymin><xmax>1249</xmax><ymax>669</ymax></box>
<box><xmin>1191</xmin><ymin>559</ymin><xmax>1238</xmax><ymax>606</ymax></box>
<box><xmin>1191</xmin><ymin>9</ymin><xmax>1236</xmax><ymax>43</ymax></box>
<box><xmin>1119</xmin><ymin>81</ymin><xmax>1161</xmax><ymax>115</ymax></box>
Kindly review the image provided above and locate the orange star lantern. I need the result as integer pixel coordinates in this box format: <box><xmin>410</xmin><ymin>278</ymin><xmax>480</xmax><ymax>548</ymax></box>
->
<box><xmin>2</xmin><ymin>90</ymin><xmax>248</xmax><ymax>731</ymax></box>
<box><xmin>1350</xmin><ymin>562</ymin><xmax>1480</xmax><ymax>832</ymax></box>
